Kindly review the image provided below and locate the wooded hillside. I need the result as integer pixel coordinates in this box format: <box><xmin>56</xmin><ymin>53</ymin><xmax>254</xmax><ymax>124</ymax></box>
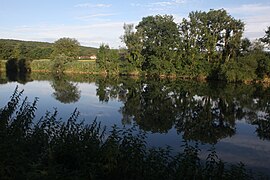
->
<box><xmin>0</xmin><ymin>39</ymin><xmax>97</xmax><ymax>60</ymax></box>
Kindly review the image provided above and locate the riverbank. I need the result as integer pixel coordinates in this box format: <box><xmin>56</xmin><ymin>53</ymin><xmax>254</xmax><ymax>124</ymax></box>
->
<box><xmin>1</xmin><ymin>59</ymin><xmax>270</xmax><ymax>85</ymax></box>
<box><xmin>29</xmin><ymin>59</ymin><xmax>270</xmax><ymax>85</ymax></box>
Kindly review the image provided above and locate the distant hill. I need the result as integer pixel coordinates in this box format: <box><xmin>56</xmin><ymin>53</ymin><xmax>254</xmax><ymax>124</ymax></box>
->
<box><xmin>0</xmin><ymin>39</ymin><xmax>98</xmax><ymax>60</ymax></box>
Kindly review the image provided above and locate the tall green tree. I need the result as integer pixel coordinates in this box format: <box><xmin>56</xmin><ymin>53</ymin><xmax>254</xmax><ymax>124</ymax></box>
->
<box><xmin>180</xmin><ymin>9</ymin><xmax>244</xmax><ymax>63</ymax></box>
<box><xmin>96</xmin><ymin>44</ymin><xmax>110</xmax><ymax>72</ymax></box>
<box><xmin>96</xmin><ymin>44</ymin><xmax>120</xmax><ymax>74</ymax></box>
<box><xmin>136</xmin><ymin>15</ymin><xmax>180</xmax><ymax>74</ymax></box>
<box><xmin>179</xmin><ymin>11</ymin><xmax>206</xmax><ymax>63</ymax></box>
<box><xmin>121</xmin><ymin>24</ymin><xmax>144</xmax><ymax>74</ymax></box>
<box><xmin>52</xmin><ymin>37</ymin><xmax>80</xmax><ymax>59</ymax></box>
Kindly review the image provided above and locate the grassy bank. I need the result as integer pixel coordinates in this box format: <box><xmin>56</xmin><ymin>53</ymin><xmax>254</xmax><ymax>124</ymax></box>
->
<box><xmin>31</xmin><ymin>59</ymin><xmax>98</xmax><ymax>74</ymax></box>
<box><xmin>1</xmin><ymin>59</ymin><xmax>270</xmax><ymax>84</ymax></box>
<box><xmin>0</xmin><ymin>59</ymin><xmax>98</xmax><ymax>74</ymax></box>
<box><xmin>0</xmin><ymin>87</ymin><xmax>267</xmax><ymax>179</ymax></box>
<box><xmin>0</xmin><ymin>60</ymin><xmax>6</xmax><ymax>72</ymax></box>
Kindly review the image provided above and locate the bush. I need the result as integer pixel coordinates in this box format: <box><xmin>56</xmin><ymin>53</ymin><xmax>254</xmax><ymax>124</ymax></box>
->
<box><xmin>221</xmin><ymin>57</ymin><xmax>258</xmax><ymax>82</ymax></box>
<box><xmin>255</xmin><ymin>53</ymin><xmax>270</xmax><ymax>78</ymax></box>
<box><xmin>51</xmin><ymin>54</ymin><xmax>70</xmax><ymax>74</ymax></box>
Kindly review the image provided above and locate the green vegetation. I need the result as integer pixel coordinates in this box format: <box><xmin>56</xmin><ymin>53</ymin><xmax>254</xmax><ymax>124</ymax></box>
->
<box><xmin>30</xmin><ymin>59</ymin><xmax>51</xmax><ymax>71</ymax></box>
<box><xmin>51</xmin><ymin>54</ymin><xmax>71</xmax><ymax>73</ymax></box>
<box><xmin>0</xmin><ymin>87</ymin><xmax>267</xmax><ymax>179</ymax></box>
<box><xmin>96</xmin><ymin>44</ymin><xmax>120</xmax><ymax>74</ymax></box>
<box><xmin>51</xmin><ymin>37</ymin><xmax>80</xmax><ymax>59</ymax></box>
<box><xmin>117</xmin><ymin>9</ymin><xmax>270</xmax><ymax>81</ymax></box>
<box><xmin>65</xmin><ymin>59</ymin><xmax>97</xmax><ymax>73</ymax></box>
<box><xmin>0</xmin><ymin>39</ymin><xmax>53</xmax><ymax>60</ymax></box>
<box><xmin>0</xmin><ymin>39</ymin><xmax>97</xmax><ymax>60</ymax></box>
<box><xmin>102</xmin><ymin>9</ymin><xmax>270</xmax><ymax>82</ymax></box>
<box><xmin>15</xmin><ymin>59</ymin><xmax>98</xmax><ymax>74</ymax></box>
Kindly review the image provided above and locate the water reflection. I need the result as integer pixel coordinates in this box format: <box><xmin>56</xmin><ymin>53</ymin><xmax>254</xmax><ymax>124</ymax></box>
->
<box><xmin>1</xmin><ymin>72</ymin><xmax>270</xmax><ymax>144</ymax></box>
<box><xmin>50</xmin><ymin>73</ymin><xmax>81</xmax><ymax>104</ymax></box>
<box><xmin>6</xmin><ymin>71</ymin><xmax>32</xmax><ymax>84</ymax></box>
<box><xmin>252</xmin><ymin>114</ymin><xmax>270</xmax><ymax>140</ymax></box>
<box><xmin>0</xmin><ymin>72</ymin><xmax>270</xmax><ymax>174</ymax></box>
<box><xmin>95</xmin><ymin>77</ymin><xmax>270</xmax><ymax>144</ymax></box>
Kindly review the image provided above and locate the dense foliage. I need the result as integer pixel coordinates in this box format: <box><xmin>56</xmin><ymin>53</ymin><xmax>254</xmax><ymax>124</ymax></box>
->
<box><xmin>97</xmin><ymin>9</ymin><xmax>270</xmax><ymax>82</ymax></box>
<box><xmin>0</xmin><ymin>39</ymin><xmax>53</xmax><ymax>60</ymax></box>
<box><xmin>0</xmin><ymin>87</ymin><xmax>266</xmax><ymax>179</ymax></box>
<box><xmin>96</xmin><ymin>44</ymin><xmax>120</xmax><ymax>74</ymax></box>
<box><xmin>51</xmin><ymin>37</ymin><xmax>80</xmax><ymax>59</ymax></box>
<box><xmin>0</xmin><ymin>39</ymin><xmax>97</xmax><ymax>60</ymax></box>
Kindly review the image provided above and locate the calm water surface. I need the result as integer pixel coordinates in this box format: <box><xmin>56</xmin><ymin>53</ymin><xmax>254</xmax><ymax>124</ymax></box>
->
<box><xmin>0</xmin><ymin>73</ymin><xmax>270</xmax><ymax>174</ymax></box>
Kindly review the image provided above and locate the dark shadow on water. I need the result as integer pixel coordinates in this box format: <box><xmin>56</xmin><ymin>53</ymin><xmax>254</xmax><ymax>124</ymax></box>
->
<box><xmin>6</xmin><ymin>71</ymin><xmax>32</xmax><ymax>84</ymax></box>
<box><xmin>5</xmin><ymin>58</ymin><xmax>33</xmax><ymax>84</ymax></box>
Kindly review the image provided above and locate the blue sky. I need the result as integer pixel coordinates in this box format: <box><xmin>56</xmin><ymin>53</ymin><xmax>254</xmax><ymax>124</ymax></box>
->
<box><xmin>1</xmin><ymin>0</ymin><xmax>270</xmax><ymax>48</ymax></box>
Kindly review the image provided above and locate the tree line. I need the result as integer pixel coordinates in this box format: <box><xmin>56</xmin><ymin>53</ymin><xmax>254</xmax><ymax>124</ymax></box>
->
<box><xmin>96</xmin><ymin>9</ymin><xmax>270</xmax><ymax>82</ymax></box>
<box><xmin>0</xmin><ymin>39</ymin><xmax>97</xmax><ymax>60</ymax></box>
<box><xmin>0</xmin><ymin>39</ymin><xmax>53</xmax><ymax>60</ymax></box>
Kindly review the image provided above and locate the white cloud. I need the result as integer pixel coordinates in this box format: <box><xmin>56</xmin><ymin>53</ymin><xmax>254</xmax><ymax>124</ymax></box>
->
<box><xmin>77</xmin><ymin>13</ymin><xmax>116</xmax><ymax>21</ymax></box>
<box><xmin>225</xmin><ymin>3</ymin><xmax>270</xmax><ymax>40</ymax></box>
<box><xmin>130</xmin><ymin>3</ymin><xmax>142</xmax><ymax>7</ymax></box>
<box><xmin>227</xmin><ymin>3</ymin><xmax>270</xmax><ymax>15</ymax></box>
<box><xmin>172</xmin><ymin>14</ymin><xmax>184</xmax><ymax>23</ymax></box>
<box><xmin>243</xmin><ymin>15</ymin><xmax>270</xmax><ymax>40</ymax></box>
<box><xmin>131</xmin><ymin>0</ymin><xmax>186</xmax><ymax>9</ymax></box>
<box><xmin>75</xmin><ymin>3</ymin><xmax>112</xmax><ymax>8</ymax></box>
<box><xmin>130</xmin><ymin>0</ymin><xmax>187</xmax><ymax>15</ymax></box>
<box><xmin>151</xmin><ymin>0</ymin><xmax>186</xmax><ymax>7</ymax></box>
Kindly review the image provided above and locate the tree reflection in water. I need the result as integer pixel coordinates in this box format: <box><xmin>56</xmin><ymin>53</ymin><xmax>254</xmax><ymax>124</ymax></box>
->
<box><xmin>252</xmin><ymin>101</ymin><xmax>270</xmax><ymax>140</ymax></box>
<box><xmin>50</xmin><ymin>73</ymin><xmax>81</xmax><ymax>104</ymax></box>
<box><xmin>6</xmin><ymin>70</ymin><xmax>32</xmax><ymax>84</ymax></box>
<box><xmin>95</xmin><ymin>77</ymin><xmax>270</xmax><ymax>144</ymax></box>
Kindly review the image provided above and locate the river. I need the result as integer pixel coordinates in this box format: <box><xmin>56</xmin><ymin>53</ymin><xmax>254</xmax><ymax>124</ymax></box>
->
<box><xmin>0</xmin><ymin>72</ymin><xmax>270</xmax><ymax>175</ymax></box>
